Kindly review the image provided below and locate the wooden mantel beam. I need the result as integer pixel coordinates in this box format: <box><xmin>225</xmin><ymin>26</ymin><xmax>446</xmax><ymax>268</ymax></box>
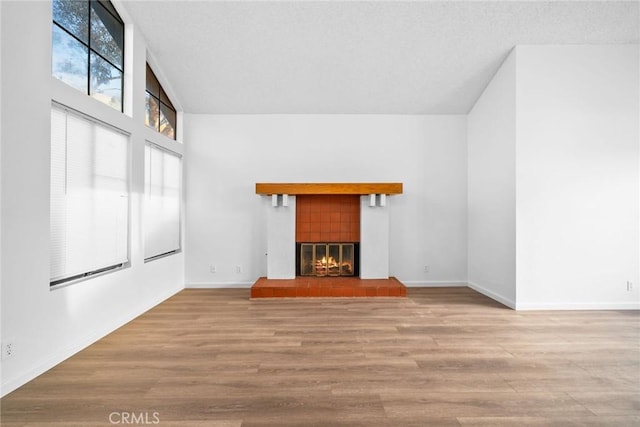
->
<box><xmin>255</xmin><ymin>183</ymin><xmax>403</xmax><ymax>195</ymax></box>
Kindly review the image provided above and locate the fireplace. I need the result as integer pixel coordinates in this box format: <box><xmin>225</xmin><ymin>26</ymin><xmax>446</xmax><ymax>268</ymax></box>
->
<box><xmin>295</xmin><ymin>194</ymin><xmax>360</xmax><ymax>277</ymax></box>
<box><xmin>255</xmin><ymin>182</ymin><xmax>402</xmax><ymax>280</ymax></box>
<box><xmin>296</xmin><ymin>243</ymin><xmax>360</xmax><ymax>276</ymax></box>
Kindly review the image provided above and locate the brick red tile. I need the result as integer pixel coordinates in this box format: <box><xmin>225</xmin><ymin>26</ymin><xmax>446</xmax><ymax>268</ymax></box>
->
<box><xmin>297</xmin><ymin>211</ymin><xmax>310</xmax><ymax>222</ymax></box>
<box><xmin>388</xmin><ymin>287</ymin><xmax>401</xmax><ymax>297</ymax></box>
<box><xmin>341</xmin><ymin>287</ymin><xmax>354</xmax><ymax>297</ymax></box>
<box><xmin>251</xmin><ymin>277</ymin><xmax>406</xmax><ymax>299</ymax></box>
<box><xmin>377</xmin><ymin>287</ymin><xmax>389</xmax><ymax>296</ymax></box>
<box><xmin>365</xmin><ymin>287</ymin><xmax>377</xmax><ymax>297</ymax></box>
<box><xmin>298</xmin><ymin>232</ymin><xmax>312</xmax><ymax>242</ymax></box>
<box><xmin>298</xmin><ymin>222</ymin><xmax>311</xmax><ymax>233</ymax></box>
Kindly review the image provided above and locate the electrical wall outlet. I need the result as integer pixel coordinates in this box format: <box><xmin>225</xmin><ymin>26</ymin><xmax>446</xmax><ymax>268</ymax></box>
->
<box><xmin>209</xmin><ymin>265</ymin><xmax>217</xmax><ymax>274</ymax></box>
<box><xmin>627</xmin><ymin>281</ymin><xmax>633</xmax><ymax>291</ymax></box>
<box><xmin>236</xmin><ymin>265</ymin><xmax>242</xmax><ymax>273</ymax></box>
<box><xmin>2</xmin><ymin>341</ymin><xmax>14</xmax><ymax>360</ymax></box>
<box><xmin>424</xmin><ymin>265</ymin><xmax>430</xmax><ymax>273</ymax></box>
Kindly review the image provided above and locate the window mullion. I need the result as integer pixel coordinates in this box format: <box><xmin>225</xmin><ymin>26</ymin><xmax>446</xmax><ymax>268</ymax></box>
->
<box><xmin>87</xmin><ymin>0</ymin><xmax>92</xmax><ymax>97</ymax></box>
<box><xmin>52</xmin><ymin>22</ymin><xmax>88</xmax><ymax>49</ymax></box>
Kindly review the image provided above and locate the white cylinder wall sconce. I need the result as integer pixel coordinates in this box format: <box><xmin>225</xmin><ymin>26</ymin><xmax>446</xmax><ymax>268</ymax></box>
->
<box><xmin>271</xmin><ymin>194</ymin><xmax>290</xmax><ymax>207</ymax></box>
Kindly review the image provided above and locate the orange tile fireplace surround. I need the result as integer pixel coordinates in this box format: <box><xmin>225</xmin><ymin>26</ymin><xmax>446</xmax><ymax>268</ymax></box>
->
<box><xmin>296</xmin><ymin>195</ymin><xmax>360</xmax><ymax>243</ymax></box>
<box><xmin>252</xmin><ymin>182</ymin><xmax>406</xmax><ymax>299</ymax></box>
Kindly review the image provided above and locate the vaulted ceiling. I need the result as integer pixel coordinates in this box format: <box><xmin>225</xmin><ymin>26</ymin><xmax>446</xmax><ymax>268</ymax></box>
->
<box><xmin>122</xmin><ymin>1</ymin><xmax>639</xmax><ymax>114</ymax></box>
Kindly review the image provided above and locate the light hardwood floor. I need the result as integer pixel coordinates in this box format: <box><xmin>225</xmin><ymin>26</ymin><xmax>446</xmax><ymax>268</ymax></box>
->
<box><xmin>2</xmin><ymin>288</ymin><xmax>639</xmax><ymax>426</ymax></box>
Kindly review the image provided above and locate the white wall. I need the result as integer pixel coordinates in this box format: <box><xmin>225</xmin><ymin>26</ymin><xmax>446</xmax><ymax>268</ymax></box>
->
<box><xmin>515</xmin><ymin>45</ymin><xmax>639</xmax><ymax>309</ymax></box>
<box><xmin>1</xmin><ymin>1</ymin><xmax>184</xmax><ymax>396</ymax></box>
<box><xmin>184</xmin><ymin>115</ymin><xmax>468</xmax><ymax>287</ymax></box>
<box><xmin>467</xmin><ymin>50</ymin><xmax>517</xmax><ymax>308</ymax></box>
<box><xmin>468</xmin><ymin>44</ymin><xmax>639</xmax><ymax>310</ymax></box>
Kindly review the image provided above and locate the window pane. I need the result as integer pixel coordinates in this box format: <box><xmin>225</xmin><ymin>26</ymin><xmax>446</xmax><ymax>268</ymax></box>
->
<box><xmin>90</xmin><ymin>1</ymin><xmax>123</xmax><ymax>69</ymax></box>
<box><xmin>96</xmin><ymin>0</ymin><xmax>120</xmax><ymax>20</ymax></box>
<box><xmin>146</xmin><ymin>64</ymin><xmax>160</xmax><ymax>98</ymax></box>
<box><xmin>144</xmin><ymin>145</ymin><xmax>181</xmax><ymax>259</ymax></box>
<box><xmin>90</xmin><ymin>52</ymin><xmax>122</xmax><ymax>110</ymax></box>
<box><xmin>159</xmin><ymin>103</ymin><xmax>176</xmax><ymax>139</ymax></box>
<box><xmin>52</xmin><ymin>0</ymin><xmax>89</xmax><ymax>44</ymax></box>
<box><xmin>146</xmin><ymin>63</ymin><xmax>177</xmax><ymax>140</ymax></box>
<box><xmin>52</xmin><ymin>24</ymin><xmax>88</xmax><ymax>93</ymax></box>
<box><xmin>160</xmin><ymin>87</ymin><xmax>175</xmax><ymax>110</ymax></box>
<box><xmin>145</xmin><ymin>92</ymin><xmax>160</xmax><ymax>131</ymax></box>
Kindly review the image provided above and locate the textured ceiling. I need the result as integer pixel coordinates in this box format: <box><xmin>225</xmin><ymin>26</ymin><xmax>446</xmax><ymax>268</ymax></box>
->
<box><xmin>121</xmin><ymin>1</ymin><xmax>639</xmax><ymax>114</ymax></box>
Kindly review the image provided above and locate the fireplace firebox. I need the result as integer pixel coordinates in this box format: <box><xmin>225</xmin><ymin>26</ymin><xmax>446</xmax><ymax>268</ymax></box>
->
<box><xmin>296</xmin><ymin>243</ymin><xmax>359</xmax><ymax>277</ymax></box>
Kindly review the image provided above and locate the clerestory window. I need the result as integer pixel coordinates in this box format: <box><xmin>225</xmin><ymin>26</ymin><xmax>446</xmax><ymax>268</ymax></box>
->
<box><xmin>52</xmin><ymin>0</ymin><xmax>125</xmax><ymax>111</ymax></box>
<box><xmin>145</xmin><ymin>64</ymin><xmax>177</xmax><ymax>140</ymax></box>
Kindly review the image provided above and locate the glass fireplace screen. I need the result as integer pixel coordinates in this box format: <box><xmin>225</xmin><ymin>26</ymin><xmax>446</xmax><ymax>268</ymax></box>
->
<box><xmin>299</xmin><ymin>243</ymin><xmax>355</xmax><ymax>277</ymax></box>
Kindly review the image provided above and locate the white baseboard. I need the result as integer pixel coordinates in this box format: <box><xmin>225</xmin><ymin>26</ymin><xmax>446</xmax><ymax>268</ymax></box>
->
<box><xmin>467</xmin><ymin>281</ymin><xmax>516</xmax><ymax>309</ymax></box>
<box><xmin>515</xmin><ymin>301</ymin><xmax>640</xmax><ymax>310</ymax></box>
<box><xmin>187</xmin><ymin>280</ymin><xmax>467</xmax><ymax>289</ymax></box>
<box><xmin>400</xmin><ymin>280</ymin><xmax>468</xmax><ymax>288</ymax></box>
<box><xmin>186</xmin><ymin>281</ymin><xmax>254</xmax><ymax>289</ymax></box>
<box><xmin>0</xmin><ymin>286</ymin><xmax>182</xmax><ymax>398</ymax></box>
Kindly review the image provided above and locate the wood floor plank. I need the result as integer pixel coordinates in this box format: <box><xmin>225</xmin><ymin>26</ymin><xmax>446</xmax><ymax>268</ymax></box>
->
<box><xmin>380</xmin><ymin>391</ymin><xmax>594</xmax><ymax>418</ymax></box>
<box><xmin>1</xmin><ymin>287</ymin><xmax>638</xmax><ymax>426</ymax></box>
<box><xmin>457</xmin><ymin>416</ymin><xmax>640</xmax><ymax>426</ymax></box>
<box><xmin>568</xmin><ymin>392</ymin><xmax>640</xmax><ymax>416</ymax></box>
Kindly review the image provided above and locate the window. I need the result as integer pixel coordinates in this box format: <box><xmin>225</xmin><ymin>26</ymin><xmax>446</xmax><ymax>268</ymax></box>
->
<box><xmin>145</xmin><ymin>64</ymin><xmax>177</xmax><ymax>139</ymax></box>
<box><xmin>52</xmin><ymin>0</ymin><xmax>124</xmax><ymax>111</ymax></box>
<box><xmin>144</xmin><ymin>143</ymin><xmax>181</xmax><ymax>260</ymax></box>
<box><xmin>50</xmin><ymin>106</ymin><xmax>129</xmax><ymax>286</ymax></box>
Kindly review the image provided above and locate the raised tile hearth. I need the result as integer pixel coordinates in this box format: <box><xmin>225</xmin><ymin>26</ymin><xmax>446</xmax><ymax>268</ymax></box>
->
<box><xmin>251</xmin><ymin>277</ymin><xmax>407</xmax><ymax>299</ymax></box>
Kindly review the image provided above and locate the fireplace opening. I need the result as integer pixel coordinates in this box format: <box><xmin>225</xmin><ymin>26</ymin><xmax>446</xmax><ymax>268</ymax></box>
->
<box><xmin>296</xmin><ymin>243</ymin><xmax>359</xmax><ymax>277</ymax></box>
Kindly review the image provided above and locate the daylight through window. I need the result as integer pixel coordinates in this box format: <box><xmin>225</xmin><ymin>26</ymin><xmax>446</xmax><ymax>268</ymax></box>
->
<box><xmin>145</xmin><ymin>64</ymin><xmax>177</xmax><ymax>139</ymax></box>
<box><xmin>50</xmin><ymin>106</ymin><xmax>130</xmax><ymax>286</ymax></box>
<box><xmin>52</xmin><ymin>0</ymin><xmax>124</xmax><ymax>111</ymax></box>
<box><xmin>144</xmin><ymin>143</ymin><xmax>181</xmax><ymax>260</ymax></box>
